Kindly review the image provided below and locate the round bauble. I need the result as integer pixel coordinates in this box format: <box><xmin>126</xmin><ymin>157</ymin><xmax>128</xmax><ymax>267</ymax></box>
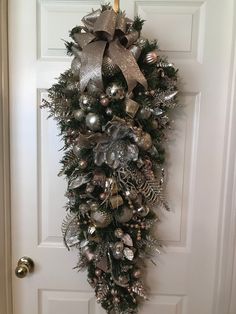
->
<box><xmin>115</xmin><ymin>206</ymin><xmax>133</xmax><ymax>223</ymax></box>
<box><xmin>79</xmin><ymin>94</ymin><xmax>94</xmax><ymax>111</ymax></box>
<box><xmin>85</xmin><ymin>113</ymin><xmax>101</xmax><ymax>131</ymax></box>
<box><xmin>136</xmin><ymin>205</ymin><xmax>150</xmax><ymax>217</ymax></box>
<box><xmin>106</xmin><ymin>83</ymin><xmax>125</xmax><ymax>100</ymax></box>
<box><xmin>91</xmin><ymin>210</ymin><xmax>112</xmax><ymax>228</ymax></box>
<box><xmin>144</xmin><ymin>50</ymin><xmax>159</xmax><ymax>64</ymax></box>
<box><xmin>102</xmin><ymin>56</ymin><xmax>120</xmax><ymax>77</ymax></box>
<box><xmin>114</xmin><ymin>228</ymin><xmax>124</xmax><ymax>239</ymax></box>
<box><xmin>73</xmin><ymin>109</ymin><xmax>85</xmax><ymax>121</ymax></box>
<box><xmin>138</xmin><ymin>107</ymin><xmax>152</xmax><ymax>120</ymax></box>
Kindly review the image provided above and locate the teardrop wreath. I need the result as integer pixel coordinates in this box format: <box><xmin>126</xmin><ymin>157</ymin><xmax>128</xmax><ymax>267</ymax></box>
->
<box><xmin>42</xmin><ymin>4</ymin><xmax>179</xmax><ymax>314</ymax></box>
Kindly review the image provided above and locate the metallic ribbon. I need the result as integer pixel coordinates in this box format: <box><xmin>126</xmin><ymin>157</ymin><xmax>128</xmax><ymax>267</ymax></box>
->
<box><xmin>74</xmin><ymin>9</ymin><xmax>148</xmax><ymax>92</ymax></box>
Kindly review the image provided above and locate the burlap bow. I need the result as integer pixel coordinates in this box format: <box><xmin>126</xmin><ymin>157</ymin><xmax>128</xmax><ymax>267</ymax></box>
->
<box><xmin>73</xmin><ymin>9</ymin><xmax>148</xmax><ymax>93</ymax></box>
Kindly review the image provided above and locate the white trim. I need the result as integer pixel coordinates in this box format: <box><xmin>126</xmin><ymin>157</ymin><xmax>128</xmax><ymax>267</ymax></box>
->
<box><xmin>213</xmin><ymin>1</ymin><xmax>236</xmax><ymax>313</ymax></box>
<box><xmin>0</xmin><ymin>0</ymin><xmax>12</xmax><ymax>313</ymax></box>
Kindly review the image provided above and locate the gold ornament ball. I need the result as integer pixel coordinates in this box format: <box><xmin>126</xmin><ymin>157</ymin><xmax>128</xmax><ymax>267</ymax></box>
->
<box><xmin>144</xmin><ymin>50</ymin><xmax>159</xmax><ymax>64</ymax></box>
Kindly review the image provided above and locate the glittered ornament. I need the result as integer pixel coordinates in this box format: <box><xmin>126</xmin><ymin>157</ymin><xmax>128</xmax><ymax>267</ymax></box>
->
<box><xmin>144</xmin><ymin>50</ymin><xmax>159</xmax><ymax>64</ymax></box>
<box><xmin>73</xmin><ymin>109</ymin><xmax>85</xmax><ymax>121</ymax></box>
<box><xmin>102</xmin><ymin>56</ymin><xmax>120</xmax><ymax>77</ymax></box>
<box><xmin>85</xmin><ymin>113</ymin><xmax>101</xmax><ymax>131</ymax></box>
<box><xmin>115</xmin><ymin>206</ymin><xmax>133</xmax><ymax>223</ymax></box>
<box><xmin>106</xmin><ymin>83</ymin><xmax>125</xmax><ymax>100</ymax></box>
<box><xmin>91</xmin><ymin>210</ymin><xmax>112</xmax><ymax>228</ymax></box>
<box><xmin>124</xmin><ymin>247</ymin><xmax>134</xmax><ymax>261</ymax></box>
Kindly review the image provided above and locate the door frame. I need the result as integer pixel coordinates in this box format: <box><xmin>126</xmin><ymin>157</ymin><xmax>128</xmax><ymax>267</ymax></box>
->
<box><xmin>0</xmin><ymin>0</ymin><xmax>12</xmax><ymax>313</ymax></box>
<box><xmin>2</xmin><ymin>1</ymin><xmax>236</xmax><ymax>314</ymax></box>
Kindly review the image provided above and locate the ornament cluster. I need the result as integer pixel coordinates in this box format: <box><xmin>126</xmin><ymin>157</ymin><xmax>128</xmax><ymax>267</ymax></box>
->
<box><xmin>42</xmin><ymin>5</ymin><xmax>178</xmax><ymax>314</ymax></box>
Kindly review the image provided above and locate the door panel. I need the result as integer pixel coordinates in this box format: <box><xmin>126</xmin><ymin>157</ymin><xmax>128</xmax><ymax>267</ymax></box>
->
<box><xmin>10</xmin><ymin>0</ymin><xmax>234</xmax><ymax>313</ymax></box>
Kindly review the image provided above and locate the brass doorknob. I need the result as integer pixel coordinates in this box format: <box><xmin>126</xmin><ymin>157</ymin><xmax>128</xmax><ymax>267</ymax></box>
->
<box><xmin>15</xmin><ymin>257</ymin><xmax>34</xmax><ymax>278</ymax></box>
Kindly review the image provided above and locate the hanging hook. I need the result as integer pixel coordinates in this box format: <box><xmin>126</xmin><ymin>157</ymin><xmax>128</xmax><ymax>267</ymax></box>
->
<box><xmin>114</xmin><ymin>0</ymin><xmax>120</xmax><ymax>13</ymax></box>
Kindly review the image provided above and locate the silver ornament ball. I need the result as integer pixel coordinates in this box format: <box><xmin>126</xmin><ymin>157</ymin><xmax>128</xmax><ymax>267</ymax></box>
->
<box><xmin>106</xmin><ymin>83</ymin><xmax>125</xmax><ymax>100</ymax></box>
<box><xmin>85</xmin><ymin>113</ymin><xmax>101</xmax><ymax>131</ymax></box>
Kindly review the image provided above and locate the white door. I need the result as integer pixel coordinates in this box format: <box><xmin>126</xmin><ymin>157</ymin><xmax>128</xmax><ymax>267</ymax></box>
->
<box><xmin>9</xmin><ymin>0</ymin><xmax>235</xmax><ymax>314</ymax></box>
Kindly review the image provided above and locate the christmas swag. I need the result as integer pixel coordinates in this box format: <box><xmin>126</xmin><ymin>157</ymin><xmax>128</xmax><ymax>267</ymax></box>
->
<box><xmin>42</xmin><ymin>4</ymin><xmax>178</xmax><ymax>314</ymax></box>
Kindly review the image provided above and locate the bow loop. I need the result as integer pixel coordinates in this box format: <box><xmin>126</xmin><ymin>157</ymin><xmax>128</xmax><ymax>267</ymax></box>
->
<box><xmin>74</xmin><ymin>9</ymin><xmax>148</xmax><ymax>92</ymax></box>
